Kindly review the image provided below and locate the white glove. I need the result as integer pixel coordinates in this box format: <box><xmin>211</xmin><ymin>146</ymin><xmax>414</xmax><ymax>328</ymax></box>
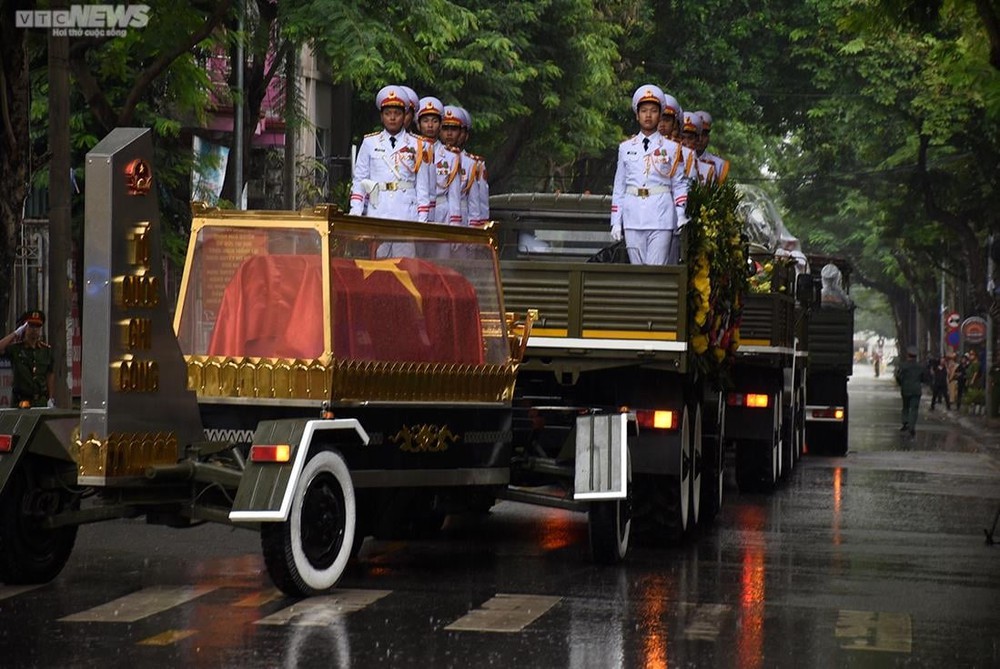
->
<box><xmin>46</xmin><ymin>398</ymin><xmax>56</xmax><ymax>409</ymax></box>
<box><xmin>13</xmin><ymin>323</ymin><xmax>27</xmax><ymax>338</ymax></box>
<box><xmin>610</xmin><ymin>226</ymin><xmax>623</xmax><ymax>242</ymax></box>
<box><xmin>675</xmin><ymin>207</ymin><xmax>689</xmax><ymax>229</ymax></box>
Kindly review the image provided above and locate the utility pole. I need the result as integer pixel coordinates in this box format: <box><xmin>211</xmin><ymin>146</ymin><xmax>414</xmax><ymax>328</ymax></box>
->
<box><xmin>987</xmin><ymin>234</ymin><xmax>995</xmax><ymax>416</ymax></box>
<box><xmin>283</xmin><ymin>47</ymin><xmax>297</xmax><ymax>210</ymax></box>
<box><xmin>48</xmin><ymin>0</ymin><xmax>70</xmax><ymax>408</ymax></box>
<box><xmin>234</xmin><ymin>0</ymin><xmax>244</xmax><ymax>210</ymax></box>
<box><xmin>939</xmin><ymin>272</ymin><xmax>946</xmax><ymax>359</ymax></box>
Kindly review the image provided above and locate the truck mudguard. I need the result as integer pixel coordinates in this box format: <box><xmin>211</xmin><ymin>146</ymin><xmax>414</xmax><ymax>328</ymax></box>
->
<box><xmin>574</xmin><ymin>413</ymin><xmax>628</xmax><ymax>500</ymax></box>
<box><xmin>229</xmin><ymin>418</ymin><xmax>369</xmax><ymax>522</ymax></box>
<box><xmin>0</xmin><ymin>411</ymin><xmax>78</xmax><ymax>493</ymax></box>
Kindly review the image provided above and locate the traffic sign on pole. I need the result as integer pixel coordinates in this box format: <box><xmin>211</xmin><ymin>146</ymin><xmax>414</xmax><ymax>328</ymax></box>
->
<box><xmin>962</xmin><ymin>317</ymin><xmax>987</xmax><ymax>345</ymax></box>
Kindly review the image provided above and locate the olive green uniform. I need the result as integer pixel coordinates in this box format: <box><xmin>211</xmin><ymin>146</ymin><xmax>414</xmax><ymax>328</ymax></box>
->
<box><xmin>4</xmin><ymin>341</ymin><xmax>53</xmax><ymax>407</ymax></box>
<box><xmin>894</xmin><ymin>358</ymin><xmax>927</xmax><ymax>435</ymax></box>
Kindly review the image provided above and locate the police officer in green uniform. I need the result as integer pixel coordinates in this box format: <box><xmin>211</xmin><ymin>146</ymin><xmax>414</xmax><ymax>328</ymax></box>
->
<box><xmin>894</xmin><ymin>345</ymin><xmax>928</xmax><ymax>437</ymax></box>
<box><xmin>0</xmin><ymin>310</ymin><xmax>55</xmax><ymax>408</ymax></box>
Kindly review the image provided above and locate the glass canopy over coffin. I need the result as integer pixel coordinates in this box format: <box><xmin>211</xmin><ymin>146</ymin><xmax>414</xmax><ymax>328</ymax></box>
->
<box><xmin>174</xmin><ymin>207</ymin><xmax>521</xmax><ymax>403</ymax></box>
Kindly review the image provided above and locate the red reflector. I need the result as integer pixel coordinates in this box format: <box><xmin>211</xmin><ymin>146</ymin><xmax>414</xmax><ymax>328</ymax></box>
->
<box><xmin>813</xmin><ymin>407</ymin><xmax>845</xmax><ymax>420</ymax></box>
<box><xmin>636</xmin><ymin>409</ymin><xmax>676</xmax><ymax>430</ymax></box>
<box><xmin>0</xmin><ymin>435</ymin><xmax>12</xmax><ymax>453</ymax></box>
<box><xmin>250</xmin><ymin>444</ymin><xmax>291</xmax><ymax>463</ymax></box>
<box><xmin>727</xmin><ymin>393</ymin><xmax>769</xmax><ymax>408</ymax></box>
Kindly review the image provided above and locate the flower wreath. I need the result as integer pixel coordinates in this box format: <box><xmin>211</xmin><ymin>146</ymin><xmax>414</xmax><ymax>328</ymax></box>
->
<box><xmin>683</xmin><ymin>180</ymin><xmax>748</xmax><ymax>377</ymax></box>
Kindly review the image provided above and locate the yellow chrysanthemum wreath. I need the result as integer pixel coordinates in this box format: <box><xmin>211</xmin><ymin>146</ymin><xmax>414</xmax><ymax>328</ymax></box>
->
<box><xmin>684</xmin><ymin>180</ymin><xmax>748</xmax><ymax>374</ymax></box>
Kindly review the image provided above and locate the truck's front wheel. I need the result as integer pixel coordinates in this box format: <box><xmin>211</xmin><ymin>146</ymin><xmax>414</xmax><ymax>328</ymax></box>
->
<box><xmin>261</xmin><ymin>449</ymin><xmax>356</xmax><ymax>597</ymax></box>
<box><xmin>0</xmin><ymin>463</ymin><xmax>78</xmax><ymax>585</ymax></box>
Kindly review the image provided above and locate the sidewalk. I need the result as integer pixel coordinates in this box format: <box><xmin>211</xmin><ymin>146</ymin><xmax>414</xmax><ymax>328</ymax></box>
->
<box><xmin>856</xmin><ymin>361</ymin><xmax>1000</xmax><ymax>439</ymax></box>
<box><xmin>923</xmin><ymin>400</ymin><xmax>1000</xmax><ymax>439</ymax></box>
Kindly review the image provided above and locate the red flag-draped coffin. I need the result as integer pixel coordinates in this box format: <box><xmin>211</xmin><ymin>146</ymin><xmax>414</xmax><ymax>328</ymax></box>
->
<box><xmin>208</xmin><ymin>255</ymin><xmax>483</xmax><ymax>365</ymax></box>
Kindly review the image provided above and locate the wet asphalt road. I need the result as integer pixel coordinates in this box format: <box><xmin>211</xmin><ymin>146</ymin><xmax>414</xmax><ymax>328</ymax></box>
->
<box><xmin>2</xmin><ymin>363</ymin><xmax>999</xmax><ymax>668</ymax></box>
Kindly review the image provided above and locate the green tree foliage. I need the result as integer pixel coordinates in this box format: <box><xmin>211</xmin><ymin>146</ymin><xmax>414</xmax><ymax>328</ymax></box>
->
<box><xmin>772</xmin><ymin>0</ymin><xmax>999</xmax><ymax>350</ymax></box>
<box><xmin>2</xmin><ymin>0</ymin><xmax>997</xmax><ymax>356</ymax></box>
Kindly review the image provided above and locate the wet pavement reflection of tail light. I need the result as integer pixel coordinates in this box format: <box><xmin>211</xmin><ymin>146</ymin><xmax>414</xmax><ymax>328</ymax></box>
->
<box><xmin>833</xmin><ymin>467</ymin><xmax>843</xmax><ymax>546</ymax></box>
<box><xmin>538</xmin><ymin>508</ymin><xmax>575</xmax><ymax>552</ymax></box>
<box><xmin>638</xmin><ymin>574</ymin><xmax>669</xmax><ymax>669</ymax></box>
<box><xmin>738</xmin><ymin>506</ymin><xmax>766</xmax><ymax>669</ymax></box>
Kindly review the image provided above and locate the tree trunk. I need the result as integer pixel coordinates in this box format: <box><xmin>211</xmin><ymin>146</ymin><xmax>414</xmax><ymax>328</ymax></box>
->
<box><xmin>0</xmin><ymin>0</ymin><xmax>35</xmax><ymax>329</ymax></box>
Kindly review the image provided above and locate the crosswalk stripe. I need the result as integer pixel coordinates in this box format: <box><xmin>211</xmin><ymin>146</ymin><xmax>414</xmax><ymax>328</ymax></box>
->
<box><xmin>836</xmin><ymin>609</ymin><xmax>912</xmax><ymax>653</ymax></box>
<box><xmin>255</xmin><ymin>589</ymin><xmax>391</xmax><ymax>626</ymax></box>
<box><xmin>445</xmin><ymin>593</ymin><xmax>561</xmax><ymax>633</ymax></box>
<box><xmin>137</xmin><ymin>629</ymin><xmax>198</xmax><ymax>646</ymax></box>
<box><xmin>233</xmin><ymin>589</ymin><xmax>285</xmax><ymax>608</ymax></box>
<box><xmin>682</xmin><ymin>603</ymin><xmax>732</xmax><ymax>641</ymax></box>
<box><xmin>59</xmin><ymin>586</ymin><xmax>218</xmax><ymax>623</ymax></box>
<box><xmin>0</xmin><ymin>584</ymin><xmax>44</xmax><ymax>601</ymax></box>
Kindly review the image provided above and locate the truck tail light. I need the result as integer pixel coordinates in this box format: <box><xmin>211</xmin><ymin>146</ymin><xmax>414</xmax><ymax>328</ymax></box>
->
<box><xmin>0</xmin><ymin>435</ymin><xmax>12</xmax><ymax>453</ymax></box>
<box><xmin>635</xmin><ymin>409</ymin><xmax>676</xmax><ymax>430</ymax></box>
<box><xmin>727</xmin><ymin>393</ymin><xmax>769</xmax><ymax>408</ymax></box>
<box><xmin>250</xmin><ymin>444</ymin><xmax>291</xmax><ymax>463</ymax></box>
<box><xmin>812</xmin><ymin>407</ymin><xmax>845</xmax><ymax>420</ymax></box>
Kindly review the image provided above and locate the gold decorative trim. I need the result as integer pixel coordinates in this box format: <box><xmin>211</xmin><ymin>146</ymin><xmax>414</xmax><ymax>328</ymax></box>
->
<box><xmin>390</xmin><ymin>424</ymin><xmax>460</xmax><ymax>453</ymax></box>
<box><xmin>76</xmin><ymin>431</ymin><xmax>179</xmax><ymax>480</ymax></box>
<box><xmin>184</xmin><ymin>355</ymin><xmax>519</xmax><ymax>403</ymax></box>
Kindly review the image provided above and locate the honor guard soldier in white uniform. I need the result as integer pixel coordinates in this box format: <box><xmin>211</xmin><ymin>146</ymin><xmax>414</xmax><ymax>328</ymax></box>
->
<box><xmin>695</xmin><ymin>111</ymin><xmax>731</xmax><ymax>185</ymax></box>
<box><xmin>658</xmin><ymin>93</ymin><xmax>681</xmax><ymax>140</ymax></box>
<box><xmin>417</xmin><ymin>96</ymin><xmax>463</xmax><ymax>226</ymax></box>
<box><xmin>350</xmin><ymin>85</ymin><xmax>434</xmax><ymax>256</ymax></box>
<box><xmin>439</xmin><ymin>105</ymin><xmax>470</xmax><ymax>224</ymax></box>
<box><xmin>610</xmin><ymin>84</ymin><xmax>690</xmax><ymax>265</ymax></box>
<box><xmin>658</xmin><ymin>91</ymin><xmax>696</xmax><ymax>181</ymax></box>
<box><xmin>456</xmin><ymin>107</ymin><xmax>489</xmax><ymax>227</ymax></box>
<box><xmin>400</xmin><ymin>85</ymin><xmax>420</xmax><ymax>134</ymax></box>
<box><xmin>680</xmin><ymin>111</ymin><xmax>717</xmax><ymax>186</ymax></box>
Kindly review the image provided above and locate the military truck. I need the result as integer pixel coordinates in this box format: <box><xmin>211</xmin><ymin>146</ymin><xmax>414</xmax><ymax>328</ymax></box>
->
<box><xmin>802</xmin><ymin>255</ymin><xmax>855</xmax><ymax>456</ymax></box>
<box><xmin>491</xmin><ymin>191</ymin><xmax>745</xmax><ymax>558</ymax></box>
<box><xmin>0</xmin><ymin>128</ymin><xmax>583</xmax><ymax>597</ymax></box>
<box><xmin>725</xmin><ymin>186</ymin><xmax>817</xmax><ymax>491</ymax></box>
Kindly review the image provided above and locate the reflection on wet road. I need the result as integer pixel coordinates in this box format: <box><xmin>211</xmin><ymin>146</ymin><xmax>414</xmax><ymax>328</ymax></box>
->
<box><xmin>1</xmin><ymin>364</ymin><xmax>998</xmax><ymax>667</ymax></box>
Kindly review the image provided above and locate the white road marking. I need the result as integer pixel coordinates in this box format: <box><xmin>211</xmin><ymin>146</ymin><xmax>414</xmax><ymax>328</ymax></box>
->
<box><xmin>445</xmin><ymin>593</ymin><xmax>561</xmax><ymax>633</ymax></box>
<box><xmin>232</xmin><ymin>589</ymin><xmax>285</xmax><ymax>608</ymax></box>
<box><xmin>137</xmin><ymin>629</ymin><xmax>198</xmax><ymax>646</ymax></box>
<box><xmin>255</xmin><ymin>589</ymin><xmax>391</xmax><ymax>626</ymax></box>
<box><xmin>836</xmin><ymin>609</ymin><xmax>912</xmax><ymax>653</ymax></box>
<box><xmin>59</xmin><ymin>586</ymin><xmax>217</xmax><ymax>623</ymax></box>
<box><xmin>0</xmin><ymin>584</ymin><xmax>44</xmax><ymax>601</ymax></box>
<box><xmin>682</xmin><ymin>603</ymin><xmax>732</xmax><ymax>641</ymax></box>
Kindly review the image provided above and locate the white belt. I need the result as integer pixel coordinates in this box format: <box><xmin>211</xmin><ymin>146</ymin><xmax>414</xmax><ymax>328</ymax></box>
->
<box><xmin>626</xmin><ymin>185</ymin><xmax>671</xmax><ymax>197</ymax></box>
<box><xmin>382</xmin><ymin>181</ymin><xmax>415</xmax><ymax>191</ymax></box>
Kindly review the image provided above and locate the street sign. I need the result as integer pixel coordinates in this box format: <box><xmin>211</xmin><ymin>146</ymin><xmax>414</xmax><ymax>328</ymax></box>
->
<box><xmin>961</xmin><ymin>316</ymin><xmax>987</xmax><ymax>345</ymax></box>
<box><xmin>946</xmin><ymin>312</ymin><xmax>961</xmax><ymax>330</ymax></box>
<box><xmin>946</xmin><ymin>329</ymin><xmax>961</xmax><ymax>348</ymax></box>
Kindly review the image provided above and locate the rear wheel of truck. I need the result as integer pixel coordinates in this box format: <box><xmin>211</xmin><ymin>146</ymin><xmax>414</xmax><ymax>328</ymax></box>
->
<box><xmin>261</xmin><ymin>449</ymin><xmax>356</xmax><ymax>597</ymax></box>
<box><xmin>781</xmin><ymin>395</ymin><xmax>798</xmax><ymax>477</ymax></box>
<box><xmin>589</xmin><ymin>451</ymin><xmax>632</xmax><ymax>564</ymax></box>
<box><xmin>793</xmin><ymin>388</ymin><xmax>806</xmax><ymax>462</ymax></box>
<box><xmin>735</xmin><ymin>439</ymin><xmax>778</xmax><ymax>493</ymax></box>
<box><xmin>699</xmin><ymin>436</ymin><xmax>723</xmax><ymax>527</ymax></box>
<box><xmin>735</xmin><ymin>395</ymin><xmax>780</xmax><ymax>493</ymax></box>
<box><xmin>686</xmin><ymin>403</ymin><xmax>703</xmax><ymax>533</ymax></box>
<box><xmin>0</xmin><ymin>463</ymin><xmax>79</xmax><ymax>585</ymax></box>
<box><xmin>809</xmin><ymin>423</ymin><xmax>848</xmax><ymax>456</ymax></box>
<box><xmin>642</xmin><ymin>405</ymin><xmax>691</xmax><ymax>543</ymax></box>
